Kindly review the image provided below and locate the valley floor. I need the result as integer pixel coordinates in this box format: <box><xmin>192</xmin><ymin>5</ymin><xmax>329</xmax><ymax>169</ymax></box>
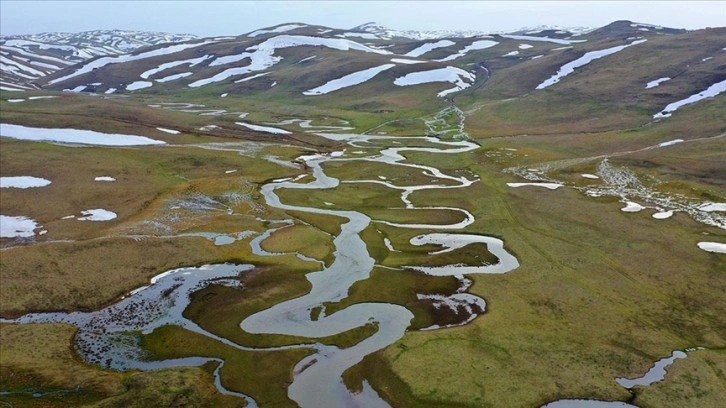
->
<box><xmin>0</xmin><ymin>89</ymin><xmax>724</xmax><ymax>408</ymax></box>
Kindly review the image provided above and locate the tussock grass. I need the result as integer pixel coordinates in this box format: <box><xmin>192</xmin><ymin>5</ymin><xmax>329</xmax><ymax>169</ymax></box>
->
<box><xmin>0</xmin><ymin>323</ymin><xmax>243</xmax><ymax>408</ymax></box>
<box><xmin>260</xmin><ymin>223</ymin><xmax>334</xmax><ymax>263</ymax></box>
<box><xmin>0</xmin><ymin>237</ymin><xmax>222</xmax><ymax>317</ymax></box>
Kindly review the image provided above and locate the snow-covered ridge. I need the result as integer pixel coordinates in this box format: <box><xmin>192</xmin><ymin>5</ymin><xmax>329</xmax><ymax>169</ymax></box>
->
<box><xmin>188</xmin><ymin>35</ymin><xmax>392</xmax><ymax>88</ymax></box>
<box><xmin>1</xmin><ymin>30</ymin><xmax>197</xmax><ymax>90</ymax></box>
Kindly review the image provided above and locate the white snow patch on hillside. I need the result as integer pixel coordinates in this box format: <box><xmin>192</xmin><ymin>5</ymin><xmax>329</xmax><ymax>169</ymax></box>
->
<box><xmin>653</xmin><ymin>80</ymin><xmax>726</xmax><ymax>119</ymax></box>
<box><xmin>95</xmin><ymin>176</ymin><xmax>116</xmax><ymax>181</ymax></box>
<box><xmin>7</xmin><ymin>99</ymin><xmax>24</xmax><ymax>103</ymax></box>
<box><xmin>652</xmin><ymin>210</ymin><xmax>673</xmax><ymax>219</ymax></box>
<box><xmin>78</xmin><ymin>209</ymin><xmax>117</xmax><ymax>221</ymax></box>
<box><xmin>235</xmin><ymin>122</ymin><xmax>291</xmax><ymax>135</ymax></box>
<box><xmin>234</xmin><ymin>72</ymin><xmax>271</xmax><ymax>83</ymax></box>
<box><xmin>0</xmin><ymin>215</ymin><xmax>39</xmax><ymax>237</ymax></box>
<box><xmin>337</xmin><ymin>32</ymin><xmax>379</xmax><ymax>40</ymax></box>
<box><xmin>699</xmin><ymin>203</ymin><xmax>726</xmax><ymax>212</ymax></box>
<box><xmin>66</xmin><ymin>85</ymin><xmax>87</xmax><ymax>92</ymax></box>
<box><xmin>500</xmin><ymin>34</ymin><xmax>585</xmax><ymax>45</ymax></box>
<box><xmin>646</xmin><ymin>77</ymin><xmax>670</xmax><ymax>89</ymax></box>
<box><xmin>581</xmin><ymin>174</ymin><xmax>599</xmax><ymax>179</ymax></box>
<box><xmin>519</xmin><ymin>43</ymin><xmax>533</xmax><ymax>49</ymax></box>
<box><xmin>404</xmin><ymin>40</ymin><xmax>455</xmax><ymax>57</ymax></box>
<box><xmin>191</xmin><ymin>35</ymin><xmax>390</xmax><ymax>88</ymax></box>
<box><xmin>658</xmin><ymin>139</ymin><xmax>683</xmax><ymax>147</ymax></box>
<box><xmin>507</xmin><ymin>182</ymin><xmax>563</xmax><ymax>190</ymax></box>
<box><xmin>250</xmin><ymin>35</ymin><xmax>392</xmax><ymax>55</ymax></box>
<box><xmin>303</xmin><ymin>64</ymin><xmax>394</xmax><ymax>95</ymax></box>
<box><xmin>297</xmin><ymin>56</ymin><xmax>316</xmax><ymax>64</ymax></box>
<box><xmin>209</xmin><ymin>54</ymin><xmax>252</xmax><ymax>67</ymax></box>
<box><xmin>126</xmin><ymin>81</ymin><xmax>152</xmax><ymax>91</ymax></box>
<box><xmin>0</xmin><ymin>86</ymin><xmax>26</xmax><ymax>92</ymax></box>
<box><xmin>536</xmin><ymin>39</ymin><xmax>647</xmax><ymax>89</ymax></box>
<box><xmin>48</xmin><ymin>40</ymin><xmax>217</xmax><ymax>85</ymax></box>
<box><xmin>437</xmin><ymin>39</ymin><xmax>499</xmax><ymax>62</ymax></box>
<box><xmin>394</xmin><ymin>66</ymin><xmax>476</xmax><ymax>97</ymax></box>
<box><xmin>248</xmin><ymin>24</ymin><xmax>307</xmax><ymax>37</ymax></box>
<box><xmin>105</xmin><ymin>88</ymin><xmax>116</xmax><ymax>94</ymax></box>
<box><xmin>0</xmin><ymin>176</ymin><xmax>51</xmax><ymax>188</ymax></box>
<box><xmin>697</xmin><ymin>242</ymin><xmax>726</xmax><ymax>254</ymax></box>
<box><xmin>0</xmin><ymin>123</ymin><xmax>165</xmax><ymax>146</ymax></box>
<box><xmin>156</xmin><ymin>72</ymin><xmax>192</xmax><ymax>82</ymax></box>
<box><xmin>503</xmin><ymin>51</ymin><xmax>520</xmax><ymax>57</ymax></box>
<box><xmin>390</xmin><ymin>58</ymin><xmax>426</xmax><ymax>64</ymax></box>
<box><xmin>156</xmin><ymin>127</ymin><xmax>180</xmax><ymax>134</ymax></box>
<box><xmin>621</xmin><ymin>201</ymin><xmax>645</xmax><ymax>212</ymax></box>
<box><xmin>141</xmin><ymin>55</ymin><xmax>211</xmax><ymax>79</ymax></box>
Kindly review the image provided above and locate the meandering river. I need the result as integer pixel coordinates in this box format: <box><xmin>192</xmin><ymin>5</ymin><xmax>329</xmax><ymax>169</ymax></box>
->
<box><xmin>2</xmin><ymin>129</ymin><xmax>521</xmax><ymax>407</ymax></box>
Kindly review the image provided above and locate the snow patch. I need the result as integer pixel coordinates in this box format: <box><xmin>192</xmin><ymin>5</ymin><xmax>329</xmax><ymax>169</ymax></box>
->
<box><xmin>94</xmin><ymin>176</ymin><xmax>116</xmax><ymax>182</ymax></box>
<box><xmin>537</xmin><ymin>39</ymin><xmax>647</xmax><ymax>89</ymax></box>
<box><xmin>646</xmin><ymin>77</ymin><xmax>670</xmax><ymax>89</ymax></box>
<box><xmin>126</xmin><ymin>81</ymin><xmax>152</xmax><ymax>91</ymax></box>
<box><xmin>653</xmin><ymin>80</ymin><xmax>726</xmax><ymax>119</ymax></box>
<box><xmin>140</xmin><ymin>55</ymin><xmax>210</xmax><ymax>79</ymax></box>
<box><xmin>581</xmin><ymin>174</ymin><xmax>599</xmax><ymax>179</ymax></box>
<box><xmin>0</xmin><ymin>123</ymin><xmax>165</xmax><ymax>146</ymax></box>
<box><xmin>156</xmin><ymin>127</ymin><xmax>180</xmax><ymax>134</ymax></box>
<box><xmin>48</xmin><ymin>40</ymin><xmax>217</xmax><ymax>85</ymax></box>
<box><xmin>699</xmin><ymin>203</ymin><xmax>726</xmax><ymax>212</ymax></box>
<box><xmin>404</xmin><ymin>40</ymin><xmax>455</xmax><ymax>57</ymax></box>
<box><xmin>235</xmin><ymin>122</ymin><xmax>291</xmax><ymax>135</ymax></box>
<box><xmin>500</xmin><ymin>34</ymin><xmax>585</xmax><ymax>45</ymax></box>
<box><xmin>303</xmin><ymin>64</ymin><xmax>394</xmax><ymax>95</ymax></box>
<box><xmin>507</xmin><ymin>182</ymin><xmax>563</xmax><ymax>190</ymax></box>
<box><xmin>0</xmin><ymin>176</ymin><xmax>51</xmax><ymax>188</ymax></box>
<box><xmin>697</xmin><ymin>242</ymin><xmax>726</xmax><ymax>254</ymax></box>
<box><xmin>393</xmin><ymin>66</ymin><xmax>476</xmax><ymax>97</ymax></box>
<box><xmin>621</xmin><ymin>201</ymin><xmax>645</xmax><ymax>212</ymax></box>
<box><xmin>0</xmin><ymin>215</ymin><xmax>39</xmax><ymax>238</ymax></box>
<box><xmin>658</xmin><ymin>139</ymin><xmax>683</xmax><ymax>147</ymax></box>
<box><xmin>156</xmin><ymin>72</ymin><xmax>192</xmax><ymax>82</ymax></box>
<box><xmin>437</xmin><ymin>40</ymin><xmax>499</xmax><ymax>62</ymax></box>
<box><xmin>652</xmin><ymin>210</ymin><xmax>673</xmax><ymax>219</ymax></box>
<box><xmin>78</xmin><ymin>209</ymin><xmax>117</xmax><ymax>221</ymax></box>
<box><xmin>390</xmin><ymin>58</ymin><xmax>426</xmax><ymax>64</ymax></box>
<box><xmin>248</xmin><ymin>24</ymin><xmax>307</xmax><ymax>37</ymax></box>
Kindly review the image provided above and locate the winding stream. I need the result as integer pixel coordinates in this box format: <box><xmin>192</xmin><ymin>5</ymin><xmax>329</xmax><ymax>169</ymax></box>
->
<box><xmin>3</xmin><ymin>117</ymin><xmax>522</xmax><ymax>407</ymax></box>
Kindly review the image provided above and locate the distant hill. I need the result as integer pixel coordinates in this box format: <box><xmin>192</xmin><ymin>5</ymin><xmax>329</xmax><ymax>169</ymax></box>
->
<box><xmin>0</xmin><ymin>30</ymin><xmax>197</xmax><ymax>91</ymax></box>
<box><xmin>2</xmin><ymin>21</ymin><xmax>724</xmax><ymax>134</ymax></box>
